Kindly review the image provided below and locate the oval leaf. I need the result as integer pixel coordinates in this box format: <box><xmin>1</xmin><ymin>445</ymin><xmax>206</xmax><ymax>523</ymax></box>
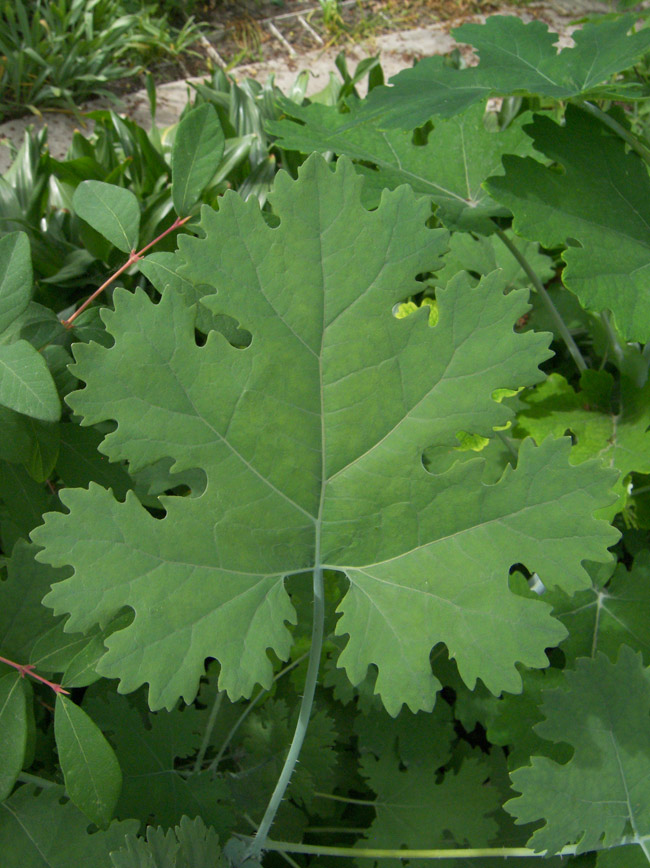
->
<box><xmin>171</xmin><ymin>104</ymin><xmax>225</xmax><ymax>216</ymax></box>
<box><xmin>0</xmin><ymin>672</ymin><xmax>28</xmax><ymax>801</ymax></box>
<box><xmin>73</xmin><ymin>181</ymin><xmax>140</xmax><ymax>253</ymax></box>
<box><xmin>0</xmin><ymin>233</ymin><xmax>32</xmax><ymax>336</ymax></box>
<box><xmin>54</xmin><ymin>695</ymin><xmax>122</xmax><ymax>828</ymax></box>
<box><xmin>0</xmin><ymin>340</ymin><xmax>61</xmax><ymax>422</ymax></box>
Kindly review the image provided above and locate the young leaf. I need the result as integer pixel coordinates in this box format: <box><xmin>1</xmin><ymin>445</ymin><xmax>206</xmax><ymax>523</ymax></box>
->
<box><xmin>33</xmin><ymin>155</ymin><xmax>617</xmax><ymax>717</ymax></box>
<box><xmin>360</xmin><ymin>14</ymin><xmax>650</xmax><ymax>128</ymax></box>
<box><xmin>171</xmin><ymin>104</ymin><xmax>225</xmax><ymax>216</ymax></box>
<box><xmin>110</xmin><ymin>816</ymin><xmax>225</xmax><ymax>868</ymax></box>
<box><xmin>0</xmin><ymin>785</ymin><xmax>138</xmax><ymax>868</ymax></box>
<box><xmin>0</xmin><ymin>672</ymin><xmax>28</xmax><ymax>800</ymax></box>
<box><xmin>507</xmin><ymin>646</ymin><xmax>650</xmax><ymax>856</ymax></box>
<box><xmin>0</xmin><ymin>232</ymin><xmax>32</xmax><ymax>334</ymax></box>
<box><xmin>486</xmin><ymin>107</ymin><xmax>650</xmax><ymax>342</ymax></box>
<box><xmin>54</xmin><ymin>695</ymin><xmax>122</xmax><ymax>828</ymax></box>
<box><xmin>269</xmin><ymin>100</ymin><xmax>538</xmax><ymax>232</ymax></box>
<box><xmin>0</xmin><ymin>340</ymin><xmax>61</xmax><ymax>421</ymax></box>
<box><xmin>73</xmin><ymin>181</ymin><xmax>140</xmax><ymax>254</ymax></box>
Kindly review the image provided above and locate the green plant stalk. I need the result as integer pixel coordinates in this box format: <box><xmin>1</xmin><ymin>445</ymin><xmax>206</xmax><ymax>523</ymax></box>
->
<box><xmin>244</xmin><ymin>566</ymin><xmax>326</xmax><ymax>862</ymax></box>
<box><xmin>253</xmin><ymin>834</ymin><xmax>650</xmax><ymax>860</ymax></box>
<box><xmin>206</xmin><ymin>650</ymin><xmax>310</xmax><ymax>775</ymax></box>
<box><xmin>579</xmin><ymin>100</ymin><xmax>650</xmax><ymax>166</ymax></box>
<box><xmin>17</xmin><ymin>772</ymin><xmax>58</xmax><ymax>789</ymax></box>
<box><xmin>493</xmin><ymin>224</ymin><xmax>588</xmax><ymax>373</ymax></box>
<box><xmin>192</xmin><ymin>689</ymin><xmax>224</xmax><ymax>774</ymax></box>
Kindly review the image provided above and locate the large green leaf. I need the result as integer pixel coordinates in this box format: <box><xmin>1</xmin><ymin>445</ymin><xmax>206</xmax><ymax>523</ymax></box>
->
<box><xmin>485</xmin><ymin>107</ymin><xmax>650</xmax><ymax>342</ymax></box>
<box><xmin>0</xmin><ymin>340</ymin><xmax>61</xmax><ymax>421</ymax></box>
<box><xmin>268</xmin><ymin>100</ymin><xmax>538</xmax><ymax>232</ymax></box>
<box><xmin>0</xmin><ymin>784</ymin><xmax>137</xmax><ymax>868</ymax></box>
<box><xmin>171</xmin><ymin>104</ymin><xmax>225</xmax><ymax>217</ymax></box>
<box><xmin>507</xmin><ymin>646</ymin><xmax>650</xmax><ymax>856</ymax></box>
<box><xmin>54</xmin><ymin>694</ymin><xmax>122</xmax><ymax>828</ymax></box>
<box><xmin>0</xmin><ymin>672</ymin><xmax>28</xmax><ymax>801</ymax></box>
<box><xmin>360</xmin><ymin>14</ymin><xmax>650</xmax><ymax>128</ymax></box>
<box><xmin>73</xmin><ymin>181</ymin><xmax>140</xmax><ymax>254</ymax></box>
<box><xmin>33</xmin><ymin>155</ymin><xmax>617</xmax><ymax>716</ymax></box>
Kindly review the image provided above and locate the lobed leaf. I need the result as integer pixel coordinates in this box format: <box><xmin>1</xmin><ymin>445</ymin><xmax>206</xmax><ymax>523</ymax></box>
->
<box><xmin>359</xmin><ymin>14</ymin><xmax>650</xmax><ymax>128</ymax></box>
<box><xmin>486</xmin><ymin>107</ymin><xmax>650</xmax><ymax>342</ymax></box>
<box><xmin>33</xmin><ymin>155</ymin><xmax>617</xmax><ymax>715</ymax></box>
<box><xmin>507</xmin><ymin>646</ymin><xmax>650</xmax><ymax>855</ymax></box>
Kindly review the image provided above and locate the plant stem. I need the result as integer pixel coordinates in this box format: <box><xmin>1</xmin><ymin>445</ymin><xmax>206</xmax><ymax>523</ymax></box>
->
<box><xmin>244</xmin><ymin>567</ymin><xmax>326</xmax><ymax>862</ymax></box>
<box><xmin>314</xmin><ymin>791</ymin><xmax>378</xmax><ymax>807</ymax></box>
<box><xmin>62</xmin><ymin>214</ymin><xmax>191</xmax><ymax>329</ymax></box>
<box><xmin>600</xmin><ymin>311</ymin><xmax>625</xmax><ymax>368</ymax></box>
<box><xmin>17</xmin><ymin>772</ymin><xmax>58</xmax><ymax>789</ymax></box>
<box><xmin>579</xmin><ymin>100</ymin><xmax>650</xmax><ymax>166</ymax></box>
<box><xmin>207</xmin><ymin>650</ymin><xmax>310</xmax><ymax>775</ymax></box>
<box><xmin>493</xmin><ymin>224</ymin><xmax>588</xmax><ymax>374</ymax></box>
<box><xmin>193</xmin><ymin>689</ymin><xmax>224</xmax><ymax>775</ymax></box>
<box><xmin>0</xmin><ymin>655</ymin><xmax>69</xmax><ymax>695</ymax></box>
<box><xmin>252</xmin><ymin>835</ymin><xmax>650</xmax><ymax>860</ymax></box>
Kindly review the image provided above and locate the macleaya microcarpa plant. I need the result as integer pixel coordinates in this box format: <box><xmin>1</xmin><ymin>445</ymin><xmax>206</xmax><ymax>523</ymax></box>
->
<box><xmin>2</xmin><ymin>11</ymin><xmax>650</xmax><ymax>868</ymax></box>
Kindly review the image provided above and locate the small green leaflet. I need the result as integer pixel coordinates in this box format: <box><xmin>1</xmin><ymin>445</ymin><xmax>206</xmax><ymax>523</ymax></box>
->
<box><xmin>486</xmin><ymin>107</ymin><xmax>650</xmax><ymax>342</ymax></box>
<box><xmin>507</xmin><ymin>646</ymin><xmax>650</xmax><ymax>857</ymax></box>
<box><xmin>359</xmin><ymin>14</ymin><xmax>650</xmax><ymax>128</ymax></box>
<box><xmin>0</xmin><ymin>233</ymin><xmax>60</xmax><ymax>421</ymax></box>
<box><xmin>171</xmin><ymin>104</ymin><xmax>225</xmax><ymax>216</ymax></box>
<box><xmin>0</xmin><ymin>672</ymin><xmax>28</xmax><ymax>800</ymax></box>
<box><xmin>33</xmin><ymin>155</ymin><xmax>617</xmax><ymax>716</ymax></box>
<box><xmin>54</xmin><ymin>694</ymin><xmax>122</xmax><ymax>828</ymax></box>
<box><xmin>73</xmin><ymin>181</ymin><xmax>140</xmax><ymax>253</ymax></box>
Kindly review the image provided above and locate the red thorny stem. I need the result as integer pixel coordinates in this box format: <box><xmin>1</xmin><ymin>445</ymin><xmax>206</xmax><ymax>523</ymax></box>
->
<box><xmin>0</xmin><ymin>655</ymin><xmax>69</xmax><ymax>695</ymax></box>
<box><xmin>62</xmin><ymin>214</ymin><xmax>192</xmax><ymax>329</ymax></box>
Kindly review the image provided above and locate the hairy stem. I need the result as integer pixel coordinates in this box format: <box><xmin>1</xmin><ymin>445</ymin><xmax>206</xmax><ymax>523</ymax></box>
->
<box><xmin>244</xmin><ymin>566</ymin><xmax>325</xmax><ymax>862</ymax></box>
<box><xmin>62</xmin><ymin>214</ymin><xmax>191</xmax><ymax>329</ymax></box>
<box><xmin>580</xmin><ymin>100</ymin><xmax>650</xmax><ymax>166</ymax></box>
<box><xmin>493</xmin><ymin>224</ymin><xmax>588</xmax><ymax>373</ymax></box>
<box><xmin>207</xmin><ymin>650</ymin><xmax>310</xmax><ymax>775</ymax></box>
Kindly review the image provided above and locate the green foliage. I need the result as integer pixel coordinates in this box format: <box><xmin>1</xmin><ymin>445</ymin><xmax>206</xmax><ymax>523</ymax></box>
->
<box><xmin>0</xmin><ymin>0</ymin><xmax>203</xmax><ymax>120</ymax></box>
<box><xmin>2</xmin><ymin>13</ymin><xmax>650</xmax><ymax>868</ymax></box>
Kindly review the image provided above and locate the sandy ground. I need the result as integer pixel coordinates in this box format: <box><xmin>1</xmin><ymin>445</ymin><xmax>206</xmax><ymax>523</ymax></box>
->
<box><xmin>0</xmin><ymin>0</ymin><xmax>614</xmax><ymax>173</ymax></box>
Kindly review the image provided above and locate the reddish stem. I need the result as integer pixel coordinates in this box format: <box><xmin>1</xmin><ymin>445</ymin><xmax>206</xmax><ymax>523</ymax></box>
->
<box><xmin>0</xmin><ymin>655</ymin><xmax>70</xmax><ymax>695</ymax></box>
<box><xmin>62</xmin><ymin>214</ymin><xmax>192</xmax><ymax>329</ymax></box>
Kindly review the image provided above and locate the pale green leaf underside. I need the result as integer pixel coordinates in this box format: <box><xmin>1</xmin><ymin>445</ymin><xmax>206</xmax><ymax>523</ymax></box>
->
<box><xmin>360</xmin><ymin>14</ymin><xmax>650</xmax><ymax>128</ymax></box>
<box><xmin>507</xmin><ymin>647</ymin><xmax>650</xmax><ymax>856</ymax></box>
<box><xmin>33</xmin><ymin>156</ymin><xmax>617</xmax><ymax>714</ymax></box>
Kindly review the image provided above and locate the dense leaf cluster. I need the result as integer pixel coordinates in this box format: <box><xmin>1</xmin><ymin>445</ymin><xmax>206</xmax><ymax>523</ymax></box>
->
<box><xmin>2</xmin><ymin>10</ymin><xmax>650</xmax><ymax>868</ymax></box>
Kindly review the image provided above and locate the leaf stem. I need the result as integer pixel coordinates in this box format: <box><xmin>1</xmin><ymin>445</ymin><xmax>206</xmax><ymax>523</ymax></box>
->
<box><xmin>493</xmin><ymin>224</ymin><xmax>587</xmax><ymax>373</ymax></box>
<box><xmin>17</xmin><ymin>772</ymin><xmax>58</xmax><ymax>789</ymax></box>
<box><xmin>243</xmin><ymin>567</ymin><xmax>326</xmax><ymax>863</ymax></box>
<box><xmin>579</xmin><ymin>100</ymin><xmax>650</xmax><ymax>166</ymax></box>
<box><xmin>0</xmin><ymin>655</ymin><xmax>69</xmax><ymax>695</ymax></box>
<box><xmin>193</xmin><ymin>689</ymin><xmax>224</xmax><ymax>775</ymax></box>
<box><xmin>62</xmin><ymin>215</ymin><xmax>191</xmax><ymax>329</ymax></box>
<box><xmin>206</xmin><ymin>650</ymin><xmax>310</xmax><ymax>775</ymax></box>
<box><xmin>245</xmin><ymin>834</ymin><xmax>650</xmax><ymax>860</ymax></box>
